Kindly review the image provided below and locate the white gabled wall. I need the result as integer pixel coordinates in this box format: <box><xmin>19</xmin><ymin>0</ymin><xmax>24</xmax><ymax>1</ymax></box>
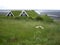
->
<box><xmin>19</xmin><ymin>10</ymin><xmax>29</xmax><ymax>17</ymax></box>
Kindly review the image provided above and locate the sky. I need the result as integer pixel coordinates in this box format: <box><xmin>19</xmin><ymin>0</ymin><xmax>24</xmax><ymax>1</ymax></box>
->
<box><xmin>0</xmin><ymin>0</ymin><xmax>60</xmax><ymax>10</ymax></box>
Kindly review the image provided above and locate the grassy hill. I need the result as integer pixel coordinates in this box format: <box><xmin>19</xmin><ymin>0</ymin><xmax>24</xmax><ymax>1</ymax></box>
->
<box><xmin>0</xmin><ymin>17</ymin><xmax>60</xmax><ymax>45</ymax></box>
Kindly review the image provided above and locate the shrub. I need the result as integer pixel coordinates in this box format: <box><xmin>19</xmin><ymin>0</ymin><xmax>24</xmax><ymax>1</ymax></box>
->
<box><xmin>35</xmin><ymin>16</ymin><xmax>43</xmax><ymax>21</ymax></box>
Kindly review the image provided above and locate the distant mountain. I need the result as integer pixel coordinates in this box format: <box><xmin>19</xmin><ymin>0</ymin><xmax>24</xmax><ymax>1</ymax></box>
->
<box><xmin>40</xmin><ymin>10</ymin><xmax>60</xmax><ymax>17</ymax></box>
<box><xmin>35</xmin><ymin>10</ymin><xmax>60</xmax><ymax>20</ymax></box>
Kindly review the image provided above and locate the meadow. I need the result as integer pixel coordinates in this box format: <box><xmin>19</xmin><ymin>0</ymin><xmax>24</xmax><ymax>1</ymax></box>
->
<box><xmin>0</xmin><ymin>10</ymin><xmax>60</xmax><ymax>45</ymax></box>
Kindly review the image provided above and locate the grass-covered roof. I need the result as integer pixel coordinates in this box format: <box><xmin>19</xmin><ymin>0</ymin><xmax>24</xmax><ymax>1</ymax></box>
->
<box><xmin>26</xmin><ymin>10</ymin><xmax>39</xmax><ymax>18</ymax></box>
<box><xmin>11</xmin><ymin>10</ymin><xmax>22</xmax><ymax>16</ymax></box>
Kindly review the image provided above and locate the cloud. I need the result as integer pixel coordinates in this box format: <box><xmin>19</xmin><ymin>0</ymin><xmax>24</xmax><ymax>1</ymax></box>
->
<box><xmin>0</xmin><ymin>0</ymin><xmax>60</xmax><ymax>10</ymax></box>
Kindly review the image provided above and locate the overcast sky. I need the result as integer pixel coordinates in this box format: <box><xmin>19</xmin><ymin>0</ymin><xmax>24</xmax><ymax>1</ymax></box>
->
<box><xmin>0</xmin><ymin>0</ymin><xmax>60</xmax><ymax>10</ymax></box>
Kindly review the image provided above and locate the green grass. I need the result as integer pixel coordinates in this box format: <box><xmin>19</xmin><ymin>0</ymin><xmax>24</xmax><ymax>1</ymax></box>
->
<box><xmin>0</xmin><ymin>17</ymin><xmax>60</xmax><ymax>45</ymax></box>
